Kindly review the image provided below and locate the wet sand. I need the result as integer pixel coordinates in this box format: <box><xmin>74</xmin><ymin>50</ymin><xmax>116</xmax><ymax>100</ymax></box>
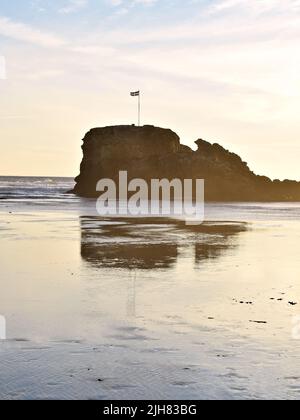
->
<box><xmin>1</xmin><ymin>203</ymin><xmax>300</xmax><ymax>399</ymax></box>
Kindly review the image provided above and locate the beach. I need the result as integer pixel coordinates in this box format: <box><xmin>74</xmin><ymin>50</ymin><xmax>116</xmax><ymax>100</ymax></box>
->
<box><xmin>1</xmin><ymin>177</ymin><xmax>300</xmax><ymax>400</ymax></box>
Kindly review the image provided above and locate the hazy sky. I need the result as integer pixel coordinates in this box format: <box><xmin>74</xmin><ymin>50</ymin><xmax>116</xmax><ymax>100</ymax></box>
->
<box><xmin>0</xmin><ymin>0</ymin><xmax>300</xmax><ymax>179</ymax></box>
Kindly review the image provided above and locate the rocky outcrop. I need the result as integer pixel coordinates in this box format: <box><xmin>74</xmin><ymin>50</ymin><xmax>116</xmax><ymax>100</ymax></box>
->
<box><xmin>73</xmin><ymin>125</ymin><xmax>180</xmax><ymax>196</ymax></box>
<box><xmin>72</xmin><ymin>124</ymin><xmax>300</xmax><ymax>201</ymax></box>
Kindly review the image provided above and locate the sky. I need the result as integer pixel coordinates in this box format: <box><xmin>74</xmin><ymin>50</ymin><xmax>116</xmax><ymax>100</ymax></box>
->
<box><xmin>0</xmin><ymin>0</ymin><xmax>300</xmax><ymax>179</ymax></box>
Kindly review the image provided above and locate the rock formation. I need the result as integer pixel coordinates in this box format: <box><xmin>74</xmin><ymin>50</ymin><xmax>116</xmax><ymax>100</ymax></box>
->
<box><xmin>72</xmin><ymin>124</ymin><xmax>300</xmax><ymax>201</ymax></box>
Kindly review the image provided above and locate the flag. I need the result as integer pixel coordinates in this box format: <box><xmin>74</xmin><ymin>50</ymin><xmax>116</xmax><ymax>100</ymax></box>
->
<box><xmin>130</xmin><ymin>91</ymin><xmax>140</xmax><ymax>97</ymax></box>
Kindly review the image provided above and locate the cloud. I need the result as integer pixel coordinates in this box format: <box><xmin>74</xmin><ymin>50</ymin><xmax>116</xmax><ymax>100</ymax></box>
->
<box><xmin>133</xmin><ymin>0</ymin><xmax>157</xmax><ymax>4</ymax></box>
<box><xmin>59</xmin><ymin>0</ymin><xmax>88</xmax><ymax>14</ymax></box>
<box><xmin>70</xmin><ymin>45</ymin><xmax>116</xmax><ymax>55</ymax></box>
<box><xmin>108</xmin><ymin>0</ymin><xmax>157</xmax><ymax>7</ymax></box>
<box><xmin>0</xmin><ymin>16</ymin><xmax>66</xmax><ymax>47</ymax></box>
<box><xmin>207</xmin><ymin>0</ymin><xmax>300</xmax><ymax>15</ymax></box>
<box><xmin>109</xmin><ymin>0</ymin><xmax>124</xmax><ymax>6</ymax></box>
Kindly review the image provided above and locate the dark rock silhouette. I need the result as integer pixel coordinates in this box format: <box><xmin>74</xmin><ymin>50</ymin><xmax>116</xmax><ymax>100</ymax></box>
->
<box><xmin>72</xmin><ymin>125</ymin><xmax>300</xmax><ymax>201</ymax></box>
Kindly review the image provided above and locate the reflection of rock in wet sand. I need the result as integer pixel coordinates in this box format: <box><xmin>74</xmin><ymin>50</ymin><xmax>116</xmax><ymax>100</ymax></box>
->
<box><xmin>82</xmin><ymin>242</ymin><xmax>178</xmax><ymax>270</ymax></box>
<box><xmin>81</xmin><ymin>217</ymin><xmax>178</xmax><ymax>269</ymax></box>
<box><xmin>80</xmin><ymin>217</ymin><xmax>248</xmax><ymax>270</ymax></box>
<box><xmin>193</xmin><ymin>222</ymin><xmax>248</xmax><ymax>264</ymax></box>
<box><xmin>195</xmin><ymin>243</ymin><xmax>233</xmax><ymax>262</ymax></box>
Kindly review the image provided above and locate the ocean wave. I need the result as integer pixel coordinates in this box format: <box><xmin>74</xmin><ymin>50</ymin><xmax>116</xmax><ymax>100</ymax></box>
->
<box><xmin>0</xmin><ymin>176</ymin><xmax>75</xmax><ymax>201</ymax></box>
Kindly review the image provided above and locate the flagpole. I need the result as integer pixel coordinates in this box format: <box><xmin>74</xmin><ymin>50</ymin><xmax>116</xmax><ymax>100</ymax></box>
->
<box><xmin>130</xmin><ymin>91</ymin><xmax>141</xmax><ymax>126</ymax></box>
<box><xmin>138</xmin><ymin>92</ymin><xmax>141</xmax><ymax>127</ymax></box>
